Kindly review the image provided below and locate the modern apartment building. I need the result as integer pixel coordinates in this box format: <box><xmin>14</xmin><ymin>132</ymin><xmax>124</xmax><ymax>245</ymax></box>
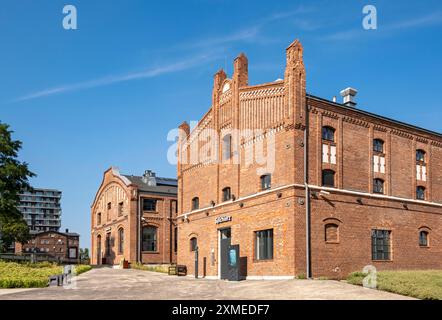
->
<box><xmin>176</xmin><ymin>39</ymin><xmax>442</xmax><ymax>280</ymax></box>
<box><xmin>18</xmin><ymin>188</ymin><xmax>62</xmax><ymax>234</ymax></box>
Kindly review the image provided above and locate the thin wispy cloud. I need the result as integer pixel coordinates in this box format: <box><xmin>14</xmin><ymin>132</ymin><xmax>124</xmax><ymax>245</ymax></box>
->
<box><xmin>175</xmin><ymin>5</ymin><xmax>317</xmax><ymax>50</ymax></box>
<box><xmin>14</xmin><ymin>54</ymin><xmax>216</xmax><ymax>102</ymax></box>
<box><xmin>13</xmin><ymin>5</ymin><xmax>318</xmax><ymax>102</ymax></box>
<box><xmin>387</xmin><ymin>11</ymin><xmax>442</xmax><ymax>30</ymax></box>
<box><xmin>322</xmin><ymin>11</ymin><xmax>442</xmax><ymax>42</ymax></box>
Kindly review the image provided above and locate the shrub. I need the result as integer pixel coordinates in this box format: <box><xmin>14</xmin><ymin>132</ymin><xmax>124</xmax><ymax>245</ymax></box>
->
<box><xmin>75</xmin><ymin>265</ymin><xmax>92</xmax><ymax>275</ymax></box>
<box><xmin>0</xmin><ymin>261</ymin><xmax>92</xmax><ymax>288</ymax></box>
<box><xmin>131</xmin><ymin>263</ymin><xmax>169</xmax><ymax>273</ymax></box>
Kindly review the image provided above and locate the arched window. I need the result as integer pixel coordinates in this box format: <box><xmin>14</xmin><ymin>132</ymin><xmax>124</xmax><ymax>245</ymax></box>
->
<box><xmin>222</xmin><ymin>134</ymin><xmax>232</xmax><ymax>161</ymax></box>
<box><xmin>260</xmin><ymin>174</ymin><xmax>271</xmax><ymax>191</ymax></box>
<box><xmin>416</xmin><ymin>149</ymin><xmax>426</xmax><ymax>163</ymax></box>
<box><xmin>142</xmin><ymin>226</ymin><xmax>157</xmax><ymax>252</ymax></box>
<box><xmin>373</xmin><ymin>139</ymin><xmax>384</xmax><ymax>153</ymax></box>
<box><xmin>419</xmin><ymin>231</ymin><xmax>429</xmax><ymax>247</ymax></box>
<box><xmin>222</xmin><ymin>187</ymin><xmax>231</xmax><ymax>202</ymax></box>
<box><xmin>118</xmin><ymin>228</ymin><xmax>124</xmax><ymax>254</ymax></box>
<box><xmin>416</xmin><ymin>186</ymin><xmax>426</xmax><ymax>200</ymax></box>
<box><xmin>107</xmin><ymin>202</ymin><xmax>111</xmax><ymax>221</ymax></box>
<box><xmin>373</xmin><ymin>178</ymin><xmax>384</xmax><ymax>194</ymax></box>
<box><xmin>191</xmin><ymin>197</ymin><xmax>199</xmax><ymax>210</ymax></box>
<box><xmin>322</xmin><ymin>126</ymin><xmax>335</xmax><ymax>142</ymax></box>
<box><xmin>190</xmin><ymin>237</ymin><xmax>198</xmax><ymax>251</ymax></box>
<box><xmin>322</xmin><ymin>170</ymin><xmax>335</xmax><ymax>187</ymax></box>
<box><xmin>325</xmin><ymin>224</ymin><xmax>339</xmax><ymax>243</ymax></box>
<box><xmin>97</xmin><ymin>212</ymin><xmax>101</xmax><ymax>225</ymax></box>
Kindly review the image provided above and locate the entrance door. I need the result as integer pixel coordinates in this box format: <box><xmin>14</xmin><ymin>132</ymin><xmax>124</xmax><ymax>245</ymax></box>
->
<box><xmin>105</xmin><ymin>232</ymin><xmax>111</xmax><ymax>264</ymax></box>
<box><xmin>96</xmin><ymin>235</ymin><xmax>101</xmax><ymax>265</ymax></box>
<box><xmin>219</xmin><ymin>228</ymin><xmax>231</xmax><ymax>280</ymax></box>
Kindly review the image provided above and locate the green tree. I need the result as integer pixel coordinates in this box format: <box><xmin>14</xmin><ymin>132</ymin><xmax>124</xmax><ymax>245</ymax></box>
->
<box><xmin>79</xmin><ymin>248</ymin><xmax>90</xmax><ymax>264</ymax></box>
<box><xmin>0</xmin><ymin>122</ymin><xmax>35</xmax><ymax>252</ymax></box>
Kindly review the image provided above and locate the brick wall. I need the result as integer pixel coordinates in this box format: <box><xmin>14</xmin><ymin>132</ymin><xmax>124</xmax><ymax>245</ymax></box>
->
<box><xmin>90</xmin><ymin>168</ymin><xmax>177</xmax><ymax>266</ymax></box>
<box><xmin>177</xmin><ymin>39</ymin><xmax>442</xmax><ymax>279</ymax></box>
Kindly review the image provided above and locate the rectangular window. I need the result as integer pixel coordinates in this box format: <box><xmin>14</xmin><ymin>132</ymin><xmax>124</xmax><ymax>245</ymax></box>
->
<box><xmin>107</xmin><ymin>202</ymin><xmax>111</xmax><ymax>221</ymax></box>
<box><xmin>371</xmin><ymin>230</ymin><xmax>391</xmax><ymax>261</ymax></box>
<box><xmin>373</xmin><ymin>156</ymin><xmax>386</xmax><ymax>173</ymax></box>
<box><xmin>118</xmin><ymin>202</ymin><xmax>124</xmax><ymax>216</ymax></box>
<box><xmin>322</xmin><ymin>144</ymin><xmax>337</xmax><ymax>164</ymax></box>
<box><xmin>143</xmin><ymin>199</ymin><xmax>157</xmax><ymax>211</ymax></box>
<box><xmin>255</xmin><ymin>229</ymin><xmax>273</xmax><ymax>260</ymax></box>
<box><xmin>222</xmin><ymin>188</ymin><xmax>231</xmax><ymax>202</ymax></box>
<box><xmin>260</xmin><ymin>175</ymin><xmax>271</xmax><ymax>190</ymax></box>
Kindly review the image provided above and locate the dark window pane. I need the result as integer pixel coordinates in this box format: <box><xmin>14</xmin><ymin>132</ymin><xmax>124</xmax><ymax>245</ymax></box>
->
<box><xmin>373</xmin><ymin>179</ymin><xmax>384</xmax><ymax>194</ymax></box>
<box><xmin>322</xmin><ymin>170</ymin><xmax>335</xmax><ymax>187</ymax></box>
<box><xmin>118</xmin><ymin>228</ymin><xmax>124</xmax><ymax>254</ymax></box>
<box><xmin>416</xmin><ymin>150</ymin><xmax>426</xmax><ymax>162</ymax></box>
<box><xmin>373</xmin><ymin>139</ymin><xmax>384</xmax><ymax>153</ymax></box>
<box><xmin>416</xmin><ymin>187</ymin><xmax>425</xmax><ymax>200</ymax></box>
<box><xmin>322</xmin><ymin>127</ymin><xmax>335</xmax><ymax>142</ymax></box>
<box><xmin>143</xmin><ymin>199</ymin><xmax>157</xmax><ymax>211</ymax></box>
<box><xmin>192</xmin><ymin>197</ymin><xmax>199</xmax><ymax>210</ymax></box>
<box><xmin>371</xmin><ymin>229</ymin><xmax>391</xmax><ymax>260</ymax></box>
<box><xmin>174</xmin><ymin>227</ymin><xmax>178</xmax><ymax>253</ymax></box>
<box><xmin>261</xmin><ymin>175</ymin><xmax>271</xmax><ymax>190</ymax></box>
<box><xmin>419</xmin><ymin>231</ymin><xmax>428</xmax><ymax>246</ymax></box>
<box><xmin>190</xmin><ymin>237</ymin><xmax>197</xmax><ymax>251</ymax></box>
<box><xmin>255</xmin><ymin>229</ymin><xmax>273</xmax><ymax>260</ymax></box>
<box><xmin>142</xmin><ymin>227</ymin><xmax>157</xmax><ymax>252</ymax></box>
<box><xmin>222</xmin><ymin>134</ymin><xmax>232</xmax><ymax>160</ymax></box>
<box><xmin>222</xmin><ymin>187</ymin><xmax>231</xmax><ymax>201</ymax></box>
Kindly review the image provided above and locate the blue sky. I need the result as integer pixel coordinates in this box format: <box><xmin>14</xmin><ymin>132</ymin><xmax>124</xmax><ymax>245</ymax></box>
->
<box><xmin>1</xmin><ymin>0</ymin><xmax>441</xmax><ymax>249</ymax></box>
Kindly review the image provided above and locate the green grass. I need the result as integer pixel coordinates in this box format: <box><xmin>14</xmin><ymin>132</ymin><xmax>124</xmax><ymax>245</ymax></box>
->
<box><xmin>347</xmin><ymin>270</ymin><xmax>442</xmax><ymax>300</ymax></box>
<box><xmin>0</xmin><ymin>261</ymin><xmax>92</xmax><ymax>288</ymax></box>
<box><xmin>131</xmin><ymin>263</ymin><xmax>169</xmax><ymax>273</ymax></box>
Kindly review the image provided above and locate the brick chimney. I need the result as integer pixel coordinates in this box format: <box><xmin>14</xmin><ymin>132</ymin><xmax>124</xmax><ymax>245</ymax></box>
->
<box><xmin>233</xmin><ymin>52</ymin><xmax>248</xmax><ymax>87</ymax></box>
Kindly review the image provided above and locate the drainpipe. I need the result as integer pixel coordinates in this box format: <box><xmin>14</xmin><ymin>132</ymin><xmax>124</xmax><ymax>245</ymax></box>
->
<box><xmin>304</xmin><ymin>101</ymin><xmax>312</xmax><ymax>279</ymax></box>
<box><xmin>137</xmin><ymin>193</ymin><xmax>141</xmax><ymax>263</ymax></box>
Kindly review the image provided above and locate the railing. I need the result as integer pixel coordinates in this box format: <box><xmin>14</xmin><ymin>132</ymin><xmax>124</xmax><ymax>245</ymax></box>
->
<box><xmin>0</xmin><ymin>253</ymin><xmax>80</xmax><ymax>264</ymax></box>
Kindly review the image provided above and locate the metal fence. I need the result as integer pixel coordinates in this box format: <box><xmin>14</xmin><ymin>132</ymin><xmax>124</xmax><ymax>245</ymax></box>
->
<box><xmin>0</xmin><ymin>253</ymin><xmax>81</xmax><ymax>264</ymax></box>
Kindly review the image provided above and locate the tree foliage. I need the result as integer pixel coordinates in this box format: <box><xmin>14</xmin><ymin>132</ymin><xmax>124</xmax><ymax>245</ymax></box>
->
<box><xmin>0</xmin><ymin>122</ymin><xmax>35</xmax><ymax>251</ymax></box>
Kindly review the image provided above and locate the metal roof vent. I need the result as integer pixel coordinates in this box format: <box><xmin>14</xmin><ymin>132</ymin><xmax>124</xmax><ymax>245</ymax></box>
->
<box><xmin>142</xmin><ymin>170</ymin><xmax>157</xmax><ymax>186</ymax></box>
<box><xmin>340</xmin><ymin>87</ymin><xmax>358</xmax><ymax>107</ymax></box>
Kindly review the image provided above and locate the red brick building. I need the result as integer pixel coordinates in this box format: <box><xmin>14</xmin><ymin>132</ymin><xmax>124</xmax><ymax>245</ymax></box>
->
<box><xmin>176</xmin><ymin>39</ymin><xmax>442</xmax><ymax>279</ymax></box>
<box><xmin>15</xmin><ymin>229</ymin><xmax>80</xmax><ymax>263</ymax></box>
<box><xmin>90</xmin><ymin>168</ymin><xmax>177</xmax><ymax>266</ymax></box>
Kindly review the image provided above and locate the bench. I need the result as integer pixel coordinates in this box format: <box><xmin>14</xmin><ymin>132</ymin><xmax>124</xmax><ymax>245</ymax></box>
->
<box><xmin>168</xmin><ymin>265</ymin><xmax>187</xmax><ymax>276</ymax></box>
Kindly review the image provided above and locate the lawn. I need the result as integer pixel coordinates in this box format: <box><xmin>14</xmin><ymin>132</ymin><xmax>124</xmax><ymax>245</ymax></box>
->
<box><xmin>0</xmin><ymin>261</ymin><xmax>92</xmax><ymax>288</ymax></box>
<box><xmin>347</xmin><ymin>270</ymin><xmax>442</xmax><ymax>300</ymax></box>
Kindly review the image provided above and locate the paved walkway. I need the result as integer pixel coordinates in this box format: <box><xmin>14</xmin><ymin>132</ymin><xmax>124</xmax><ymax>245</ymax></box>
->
<box><xmin>0</xmin><ymin>267</ymin><xmax>414</xmax><ymax>300</ymax></box>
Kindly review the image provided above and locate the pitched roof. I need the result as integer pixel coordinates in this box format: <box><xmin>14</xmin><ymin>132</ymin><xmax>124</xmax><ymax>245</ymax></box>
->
<box><xmin>307</xmin><ymin>94</ymin><xmax>442</xmax><ymax>139</ymax></box>
<box><xmin>123</xmin><ymin>175</ymin><xmax>177</xmax><ymax>195</ymax></box>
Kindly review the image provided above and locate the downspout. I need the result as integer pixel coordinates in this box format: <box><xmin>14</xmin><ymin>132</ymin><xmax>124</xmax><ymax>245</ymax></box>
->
<box><xmin>304</xmin><ymin>101</ymin><xmax>312</xmax><ymax>279</ymax></box>
<box><xmin>137</xmin><ymin>192</ymin><xmax>141</xmax><ymax>263</ymax></box>
<box><xmin>169</xmin><ymin>200</ymin><xmax>173</xmax><ymax>264</ymax></box>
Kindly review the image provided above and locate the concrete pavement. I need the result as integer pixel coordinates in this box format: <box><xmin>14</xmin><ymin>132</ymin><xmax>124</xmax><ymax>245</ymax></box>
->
<box><xmin>0</xmin><ymin>267</ymin><xmax>415</xmax><ymax>300</ymax></box>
